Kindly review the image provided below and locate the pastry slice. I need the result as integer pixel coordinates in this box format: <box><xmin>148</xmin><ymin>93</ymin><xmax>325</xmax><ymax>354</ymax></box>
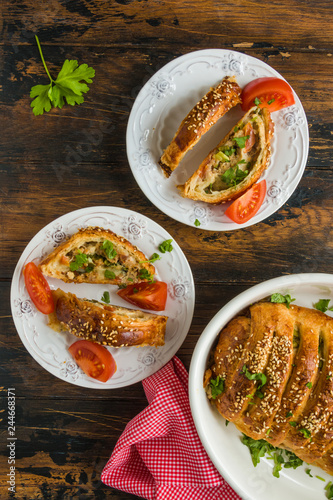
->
<box><xmin>39</xmin><ymin>226</ymin><xmax>155</xmax><ymax>286</ymax></box>
<box><xmin>159</xmin><ymin>76</ymin><xmax>242</xmax><ymax>177</ymax></box>
<box><xmin>48</xmin><ymin>289</ymin><xmax>167</xmax><ymax>348</ymax></box>
<box><xmin>178</xmin><ymin>106</ymin><xmax>274</xmax><ymax>203</ymax></box>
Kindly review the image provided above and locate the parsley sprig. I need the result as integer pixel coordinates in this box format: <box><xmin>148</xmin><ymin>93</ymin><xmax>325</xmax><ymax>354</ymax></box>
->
<box><xmin>270</xmin><ymin>293</ymin><xmax>295</xmax><ymax>308</ymax></box>
<box><xmin>30</xmin><ymin>35</ymin><xmax>95</xmax><ymax>116</ymax></box>
<box><xmin>209</xmin><ymin>376</ymin><xmax>225</xmax><ymax>399</ymax></box>
<box><xmin>241</xmin><ymin>434</ymin><xmax>303</xmax><ymax>478</ymax></box>
<box><xmin>314</xmin><ymin>299</ymin><xmax>333</xmax><ymax>313</ymax></box>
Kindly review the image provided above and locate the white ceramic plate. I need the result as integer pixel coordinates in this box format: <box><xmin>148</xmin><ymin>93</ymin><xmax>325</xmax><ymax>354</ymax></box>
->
<box><xmin>126</xmin><ymin>49</ymin><xmax>309</xmax><ymax>230</ymax></box>
<box><xmin>189</xmin><ymin>274</ymin><xmax>333</xmax><ymax>500</ymax></box>
<box><xmin>11</xmin><ymin>206</ymin><xmax>195</xmax><ymax>389</ymax></box>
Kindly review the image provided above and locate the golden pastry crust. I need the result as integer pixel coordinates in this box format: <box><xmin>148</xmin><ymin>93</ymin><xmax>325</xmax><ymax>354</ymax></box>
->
<box><xmin>48</xmin><ymin>289</ymin><xmax>167</xmax><ymax>348</ymax></box>
<box><xmin>39</xmin><ymin>226</ymin><xmax>155</xmax><ymax>286</ymax></box>
<box><xmin>178</xmin><ymin>106</ymin><xmax>274</xmax><ymax>204</ymax></box>
<box><xmin>158</xmin><ymin>76</ymin><xmax>242</xmax><ymax>177</ymax></box>
<box><xmin>204</xmin><ymin>301</ymin><xmax>333</xmax><ymax>475</ymax></box>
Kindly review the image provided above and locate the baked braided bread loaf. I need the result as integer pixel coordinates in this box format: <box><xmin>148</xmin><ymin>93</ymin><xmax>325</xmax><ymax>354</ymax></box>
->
<box><xmin>204</xmin><ymin>301</ymin><xmax>333</xmax><ymax>475</ymax></box>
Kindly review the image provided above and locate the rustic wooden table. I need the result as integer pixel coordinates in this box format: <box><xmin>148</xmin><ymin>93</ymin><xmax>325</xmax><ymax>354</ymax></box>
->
<box><xmin>2</xmin><ymin>0</ymin><xmax>333</xmax><ymax>498</ymax></box>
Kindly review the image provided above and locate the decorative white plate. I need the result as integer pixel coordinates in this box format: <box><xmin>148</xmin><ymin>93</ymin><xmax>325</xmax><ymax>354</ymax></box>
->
<box><xmin>126</xmin><ymin>49</ymin><xmax>309</xmax><ymax>230</ymax></box>
<box><xmin>11</xmin><ymin>206</ymin><xmax>195</xmax><ymax>389</ymax></box>
<box><xmin>189</xmin><ymin>274</ymin><xmax>333</xmax><ymax>500</ymax></box>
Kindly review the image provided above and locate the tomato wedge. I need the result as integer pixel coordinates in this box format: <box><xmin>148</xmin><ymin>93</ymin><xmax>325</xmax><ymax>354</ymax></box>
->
<box><xmin>68</xmin><ymin>340</ymin><xmax>116</xmax><ymax>382</ymax></box>
<box><xmin>225</xmin><ymin>180</ymin><xmax>266</xmax><ymax>224</ymax></box>
<box><xmin>241</xmin><ymin>77</ymin><xmax>295</xmax><ymax>112</ymax></box>
<box><xmin>23</xmin><ymin>262</ymin><xmax>55</xmax><ymax>314</ymax></box>
<box><xmin>117</xmin><ymin>281</ymin><xmax>167</xmax><ymax>311</ymax></box>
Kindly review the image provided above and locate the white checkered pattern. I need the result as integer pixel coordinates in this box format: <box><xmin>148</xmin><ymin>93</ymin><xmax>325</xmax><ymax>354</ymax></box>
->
<box><xmin>101</xmin><ymin>356</ymin><xmax>240</xmax><ymax>500</ymax></box>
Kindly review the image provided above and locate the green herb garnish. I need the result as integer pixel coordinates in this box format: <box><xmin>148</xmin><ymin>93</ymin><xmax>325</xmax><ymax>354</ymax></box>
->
<box><xmin>194</xmin><ymin>219</ymin><xmax>201</xmax><ymax>227</ymax></box>
<box><xmin>268</xmin><ymin>98</ymin><xmax>275</xmax><ymax>105</ymax></box>
<box><xmin>104</xmin><ymin>269</ymin><xmax>116</xmax><ymax>279</ymax></box>
<box><xmin>159</xmin><ymin>239</ymin><xmax>173</xmax><ymax>253</ymax></box>
<box><xmin>286</xmin><ymin>411</ymin><xmax>293</xmax><ymax>418</ymax></box>
<box><xmin>139</xmin><ymin>268</ymin><xmax>154</xmax><ymax>281</ymax></box>
<box><xmin>141</xmin><ymin>253</ymin><xmax>161</xmax><ymax>264</ymax></box>
<box><xmin>299</xmin><ymin>428</ymin><xmax>311</xmax><ymax>439</ymax></box>
<box><xmin>270</xmin><ymin>293</ymin><xmax>296</xmax><ymax>308</ymax></box>
<box><xmin>70</xmin><ymin>251</ymin><xmax>88</xmax><ymax>271</ymax></box>
<box><xmin>102</xmin><ymin>240</ymin><xmax>117</xmax><ymax>260</ymax></box>
<box><xmin>221</xmin><ymin>165</ymin><xmax>248</xmax><ymax>187</ymax></box>
<box><xmin>254</xmin><ymin>97</ymin><xmax>261</xmax><ymax>106</ymax></box>
<box><xmin>233</xmin><ymin>135</ymin><xmax>250</xmax><ymax>149</ymax></box>
<box><xmin>30</xmin><ymin>35</ymin><xmax>95</xmax><ymax>116</ymax></box>
<box><xmin>306</xmin><ymin>382</ymin><xmax>312</xmax><ymax>389</ymax></box>
<box><xmin>242</xmin><ymin>365</ymin><xmax>267</xmax><ymax>398</ymax></box>
<box><xmin>314</xmin><ymin>299</ymin><xmax>333</xmax><ymax>313</ymax></box>
<box><xmin>305</xmin><ymin>468</ymin><xmax>313</xmax><ymax>477</ymax></box>
<box><xmin>241</xmin><ymin>434</ymin><xmax>303</xmax><ymax>478</ymax></box>
<box><xmin>209</xmin><ymin>376</ymin><xmax>225</xmax><ymax>399</ymax></box>
<box><xmin>101</xmin><ymin>291</ymin><xmax>110</xmax><ymax>304</ymax></box>
<box><xmin>325</xmin><ymin>481</ymin><xmax>333</xmax><ymax>499</ymax></box>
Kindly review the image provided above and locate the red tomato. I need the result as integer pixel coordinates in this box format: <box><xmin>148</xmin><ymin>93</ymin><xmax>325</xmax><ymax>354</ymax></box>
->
<box><xmin>117</xmin><ymin>281</ymin><xmax>168</xmax><ymax>311</ymax></box>
<box><xmin>241</xmin><ymin>77</ymin><xmax>295</xmax><ymax>112</ymax></box>
<box><xmin>243</xmin><ymin>122</ymin><xmax>255</xmax><ymax>153</ymax></box>
<box><xmin>23</xmin><ymin>262</ymin><xmax>55</xmax><ymax>314</ymax></box>
<box><xmin>225</xmin><ymin>180</ymin><xmax>266</xmax><ymax>224</ymax></box>
<box><xmin>68</xmin><ymin>340</ymin><xmax>116</xmax><ymax>383</ymax></box>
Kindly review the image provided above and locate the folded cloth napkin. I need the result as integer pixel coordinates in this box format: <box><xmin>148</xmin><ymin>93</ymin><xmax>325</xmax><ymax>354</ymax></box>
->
<box><xmin>101</xmin><ymin>356</ymin><xmax>240</xmax><ymax>500</ymax></box>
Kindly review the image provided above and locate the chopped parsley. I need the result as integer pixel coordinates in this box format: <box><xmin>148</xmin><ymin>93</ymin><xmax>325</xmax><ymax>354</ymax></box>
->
<box><xmin>102</xmin><ymin>240</ymin><xmax>117</xmax><ymax>260</ymax></box>
<box><xmin>104</xmin><ymin>269</ymin><xmax>116</xmax><ymax>279</ymax></box>
<box><xmin>254</xmin><ymin>97</ymin><xmax>261</xmax><ymax>106</ymax></box>
<box><xmin>140</xmin><ymin>253</ymin><xmax>161</xmax><ymax>264</ymax></box>
<box><xmin>209</xmin><ymin>376</ymin><xmax>225</xmax><ymax>399</ymax></box>
<box><xmin>221</xmin><ymin>165</ymin><xmax>248</xmax><ymax>187</ymax></box>
<box><xmin>305</xmin><ymin>468</ymin><xmax>313</xmax><ymax>477</ymax></box>
<box><xmin>233</xmin><ymin>135</ymin><xmax>250</xmax><ymax>149</ymax></box>
<box><xmin>241</xmin><ymin>434</ymin><xmax>303</xmax><ymax>478</ymax></box>
<box><xmin>314</xmin><ymin>299</ymin><xmax>333</xmax><ymax>313</ymax></box>
<box><xmin>325</xmin><ymin>481</ymin><xmax>333</xmax><ymax>499</ymax></box>
<box><xmin>218</xmin><ymin>145</ymin><xmax>235</xmax><ymax>157</ymax></box>
<box><xmin>299</xmin><ymin>428</ymin><xmax>311</xmax><ymax>439</ymax></box>
<box><xmin>306</xmin><ymin>382</ymin><xmax>312</xmax><ymax>389</ymax></box>
<box><xmin>242</xmin><ymin>365</ymin><xmax>267</xmax><ymax>398</ymax></box>
<box><xmin>270</xmin><ymin>293</ymin><xmax>296</xmax><ymax>308</ymax></box>
<box><xmin>286</xmin><ymin>411</ymin><xmax>293</xmax><ymax>418</ymax></box>
<box><xmin>69</xmin><ymin>251</ymin><xmax>88</xmax><ymax>271</ymax></box>
<box><xmin>159</xmin><ymin>239</ymin><xmax>173</xmax><ymax>253</ymax></box>
<box><xmin>194</xmin><ymin>219</ymin><xmax>201</xmax><ymax>227</ymax></box>
<box><xmin>289</xmin><ymin>421</ymin><xmax>297</xmax><ymax>427</ymax></box>
<box><xmin>139</xmin><ymin>269</ymin><xmax>154</xmax><ymax>282</ymax></box>
<box><xmin>101</xmin><ymin>291</ymin><xmax>110</xmax><ymax>304</ymax></box>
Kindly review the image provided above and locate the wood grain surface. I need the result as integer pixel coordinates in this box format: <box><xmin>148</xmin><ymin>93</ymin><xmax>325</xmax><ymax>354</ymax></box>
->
<box><xmin>1</xmin><ymin>0</ymin><xmax>333</xmax><ymax>498</ymax></box>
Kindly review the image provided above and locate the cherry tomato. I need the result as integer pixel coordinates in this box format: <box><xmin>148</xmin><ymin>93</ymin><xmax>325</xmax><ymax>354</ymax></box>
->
<box><xmin>68</xmin><ymin>340</ymin><xmax>116</xmax><ymax>383</ymax></box>
<box><xmin>225</xmin><ymin>180</ymin><xmax>266</xmax><ymax>224</ymax></box>
<box><xmin>23</xmin><ymin>262</ymin><xmax>55</xmax><ymax>314</ymax></box>
<box><xmin>117</xmin><ymin>281</ymin><xmax>167</xmax><ymax>311</ymax></box>
<box><xmin>241</xmin><ymin>77</ymin><xmax>295</xmax><ymax>112</ymax></box>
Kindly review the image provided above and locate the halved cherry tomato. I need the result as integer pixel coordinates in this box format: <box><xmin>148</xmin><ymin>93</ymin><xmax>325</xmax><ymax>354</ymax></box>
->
<box><xmin>225</xmin><ymin>180</ymin><xmax>266</xmax><ymax>224</ymax></box>
<box><xmin>117</xmin><ymin>281</ymin><xmax>167</xmax><ymax>311</ymax></box>
<box><xmin>241</xmin><ymin>77</ymin><xmax>295</xmax><ymax>112</ymax></box>
<box><xmin>68</xmin><ymin>340</ymin><xmax>116</xmax><ymax>383</ymax></box>
<box><xmin>23</xmin><ymin>262</ymin><xmax>55</xmax><ymax>314</ymax></box>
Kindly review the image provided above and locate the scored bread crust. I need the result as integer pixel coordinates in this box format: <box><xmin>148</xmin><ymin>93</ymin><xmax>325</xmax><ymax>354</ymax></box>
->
<box><xmin>178</xmin><ymin>106</ymin><xmax>274</xmax><ymax>204</ymax></box>
<box><xmin>204</xmin><ymin>301</ymin><xmax>333</xmax><ymax>475</ymax></box>
<box><xmin>158</xmin><ymin>76</ymin><xmax>242</xmax><ymax>178</ymax></box>
<box><xmin>48</xmin><ymin>289</ymin><xmax>167</xmax><ymax>348</ymax></box>
<box><xmin>39</xmin><ymin>226</ymin><xmax>155</xmax><ymax>286</ymax></box>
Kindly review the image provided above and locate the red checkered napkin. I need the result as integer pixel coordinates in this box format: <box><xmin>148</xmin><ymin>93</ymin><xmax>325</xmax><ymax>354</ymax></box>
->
<box><xmin>101</xmin><ymin>356</ymin><xmax>240</xmax><ymax>500</ymax></box>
